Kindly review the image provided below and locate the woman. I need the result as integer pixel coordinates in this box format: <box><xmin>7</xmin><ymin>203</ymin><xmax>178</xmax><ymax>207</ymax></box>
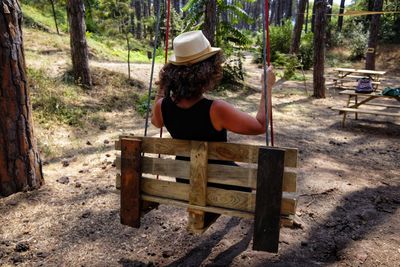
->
<box><xmin>151</xmin><ymin>30</ymin><xmax>275</xmax><ymax>141</ymax></box>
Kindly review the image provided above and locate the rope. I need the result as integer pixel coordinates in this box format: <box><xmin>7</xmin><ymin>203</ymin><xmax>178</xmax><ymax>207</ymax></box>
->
<box><xmin>144</xmin><ymin>1</ymin><xmax>162</xmax><ymax>137</ymax></box>
<box><xmin>266</xmin><ymin>0</ymin><xmax>274</xmax><ymax>147</ymax></box>
<box><xmin>158</xmin><ymin>0</ymin><xmax>172</xmax><ymax>139</ymax></box>
<box><xmin>261</xmin><ymin>0</ymin><xmax>272</xmax><ymax>146</ymax></box>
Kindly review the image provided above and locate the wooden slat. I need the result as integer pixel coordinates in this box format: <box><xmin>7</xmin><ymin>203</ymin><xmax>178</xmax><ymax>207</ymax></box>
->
<box><xmin>117</xmin><ymin>156</ymin><xmax>297</xmax><ymax>192</ymax></box>
<box><xmin>142</xmin><ymin>195</ymin><xmax>294</xmax><ymax>225</ymax></box>
<box><xmin>253</xmin><ymin>148</ymin><xmax>285</xmax><ymax>253</ymax></box>
<box><xmin>363</xmin><ymin>102</ymin><xmax>400</xmax><ymax>108</ymax></box>
<box><xmin>339</xmin><ymin>90</ymin><xmax>399</xmax><ymax>98</ymax></box>
<box><xmin>332</xmin><ymin>107</ymin><xmax>400</xmax><ymax>117</ymax></box>
<box><xmin>116</xmin><ymin>137</ymin><xmax>298</xmax><ymax>168</ymax></box>
<box><xmin>120</xmin><ymin>139</ymin><xmax>142</xmax><ymax>228</ymax></box>
<box><xmin>188</xmin><ymin>141</ymin><xmax>209</xmax><ymax>230</ymax></box>
<box><xmin>140</xmin><ymin>178</ymin><xmax>296</xmax><ymax>216</ymax></box>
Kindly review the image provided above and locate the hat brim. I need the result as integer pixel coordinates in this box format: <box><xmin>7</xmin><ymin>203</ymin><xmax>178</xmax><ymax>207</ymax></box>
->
<box><xmin>169</xmin><ymin>47</ymin><xmax>221</xmax><ymax>66</ymax></box>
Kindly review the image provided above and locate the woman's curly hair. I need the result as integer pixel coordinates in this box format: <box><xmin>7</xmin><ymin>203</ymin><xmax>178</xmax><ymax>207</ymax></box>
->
<box><xmin>158</xmin><ymin>52</ymin><xmax>223</xmax><ymax>102</ymax></box>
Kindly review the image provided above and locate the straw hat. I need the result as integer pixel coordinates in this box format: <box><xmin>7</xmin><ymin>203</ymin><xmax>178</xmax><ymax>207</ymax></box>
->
<box><xmin>169</xmin><ymin>31</ymin><xmax>221</xmax><ymax>66</ymax></box>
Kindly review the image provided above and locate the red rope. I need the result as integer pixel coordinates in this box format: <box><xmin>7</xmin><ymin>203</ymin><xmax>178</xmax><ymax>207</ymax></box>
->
<box><xmin>156</xmin><ymin>0</ymin><xmax>171</xmax><ymax>180</ymax></box>
<box><xmin>159</xmin><ymin>0</ymin><xmax>171</xmax><ymax>140</ymax></box>
<box><xmin>265</xmin><ymin>0</ymin><xmax>274</xmax><ymax>146</ymax></box>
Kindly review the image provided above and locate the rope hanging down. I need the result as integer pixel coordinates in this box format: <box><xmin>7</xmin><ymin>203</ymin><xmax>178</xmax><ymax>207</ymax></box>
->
<box><xmin>144</xmin><ymin>1</ymin><xmax>162</xmax><ymax>137</ymax></box>
<box><xmin>262</xmin><ymin>0</ymin><xmax>274</xmax><ymax>146</ymax></box>
<box><xmin>144</xmin><ymin>0</ymin><xmax>171</xmax><ymax>137</ymax></box>
<box><xmin>158</xmin><ymin>0</ymin><xmax>172</xmax><ymax>139</ymax></box>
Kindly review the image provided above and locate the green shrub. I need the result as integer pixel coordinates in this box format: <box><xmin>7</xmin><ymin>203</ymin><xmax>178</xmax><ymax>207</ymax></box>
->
<box><xmin>346</xmin><ymin>22</ymin><xmax>368</xmax><ymax>60</ymax></box>
<box><xmin>135</xmin><ymin>93</ymin><xmax>152</xmax><ymax>118</ymax></box>
<box><xmin>221</xmin><ymin>52</ymin><xmax>245</xmax><ymax>87</ymax></box>
<box><xmin>299</xmin><ymin>31</ymin><xmax>314</xmax><ymax>70</ymax></box>
<box><xmin>274</xmin><ymin>53</ymin><xmax>299</xmax><ymax>80</ymax></box>
<box><xmin>254</xmin><ymin>20</ymin><xmax>293</xmax><ymax>64</ymax></box>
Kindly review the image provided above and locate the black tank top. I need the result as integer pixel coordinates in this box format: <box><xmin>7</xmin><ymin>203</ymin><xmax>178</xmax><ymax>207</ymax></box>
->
<box><xmin>161</xmin><ymin>97</ymin><xmax>251</xmax><ymax>192</ymax></box>
<box><xmin>161</xmin><ymin>97</ymin><xmax>227</xmax><ymax>142</ymax></box>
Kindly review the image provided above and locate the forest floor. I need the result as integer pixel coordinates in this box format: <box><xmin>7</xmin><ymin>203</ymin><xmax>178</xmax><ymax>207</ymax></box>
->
<box><xmin>1</xmin><ymin>30</ymin><xmax>400</xmax><ymax>266</ymax></box>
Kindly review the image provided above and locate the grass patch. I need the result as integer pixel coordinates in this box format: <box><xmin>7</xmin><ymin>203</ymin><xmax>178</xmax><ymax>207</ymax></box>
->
<box><xmin>28</xmin><ymin>67</ymin><xmax>147</xmax><ymax>128</ymax></box>
<box><xmin>29</xmin><ymin>68</ymin><xmax>87</xmax><ymax>127</ymax></box>
<box><xmin>21</xmin><ymin>4</ymin><xmax>66</xmax><ymax>33</ymax></box>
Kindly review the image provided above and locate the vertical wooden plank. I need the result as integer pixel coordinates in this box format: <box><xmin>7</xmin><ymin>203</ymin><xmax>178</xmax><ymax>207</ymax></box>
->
<box><xmin>187</xmin><ymin>141</ymin><xmax>208</xmax><ymax>231</ymax></box>
<box><xmin>253</xmin><ymin>147</ymin><xmax>285</xmax><ymax>253</ymax></box>
<box><xmin>120</xmin><ymin>138</ymin><xmax>142</xmax><ymax>228</ymax></box>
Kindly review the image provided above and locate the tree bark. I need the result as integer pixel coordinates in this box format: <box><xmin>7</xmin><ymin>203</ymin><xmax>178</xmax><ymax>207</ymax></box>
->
<box><xmin>285</xmin><ymin>0</ymin><xmax>293</xmax><ymax>20</ymax></box>
<box><xmin>311</xmin><ymin>0</ymin><xmax>316</xmax><ymax>32</ymax></box>
<box><xmin>305</xmin><ymin>0</ymin><xmax>309</xmax><ymax>32</ymax></box>
<box><xmin>67</xmin><ymin>0</ymin><xmax>92</xmax><ymax>88</ymax></box>
<box><xmin>203</xmin><ymin>0</ymin><xmax>217</xmax><ymax>46</ymax></box>
<box><xmin>173</xmin><ymin>0</ymin><xmax>180</xmax><ymax>13</ymax></box>
<box><xmin>134</xmin><ymin>0</ymin><xmax>142</xmax><ymax>39</ymax></box>
<box><xmin>154</xmin><ymin>0</ymin><xmax>160</xmax><ymax>17</ymax></box>
<box><xmin>0</xmin><ymin>0</ymin><xmax>44</xmax><ymax>197</ymax></box>
<box><xmin>365</xmin><ymin>0</ymin><xmax>384</xmax><ymax>70</ymax></box>
<box><xmin>313</xmin><ymin>0</ymin><xmax>327</xmax><ymax>98</ymax></box>
<box><xmin>49</xmin><ymin>0</ymin><xmax>60</xmax><ymax>34</ymax></box>
<box><xmin>337</xmin><ymin>0</ymin><xmax>345</xmax><ymax>32</ymax></box>
<box><xmin>290</xmin><ymin>0</ymin><xmax>307</xmax><ymax>54</ymax></box>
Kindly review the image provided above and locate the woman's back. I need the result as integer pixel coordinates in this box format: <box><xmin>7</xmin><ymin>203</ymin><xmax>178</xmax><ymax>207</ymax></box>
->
<box><xmin>161</xmin><ymin>97</ymin><xmax>227</xmax><ymax>142</ymax></box>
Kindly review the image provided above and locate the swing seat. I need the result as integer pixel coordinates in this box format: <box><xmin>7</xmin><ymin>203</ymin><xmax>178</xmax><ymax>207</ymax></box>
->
<box><xmin>115</xmin><ymin>136</ymin><xmax>298</xmax><ymax>253</ymax></box>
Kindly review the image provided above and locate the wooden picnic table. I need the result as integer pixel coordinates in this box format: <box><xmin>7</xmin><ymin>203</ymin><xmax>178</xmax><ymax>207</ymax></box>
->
<box><xmin>333</xmin><ymin>68</ymin><xmax>386</xmax><ymax>90</ymax></box>
<box><xmin>331</xmin><ymin>89</ymin><xmax>400</xmax><ymax>127</ymax></box>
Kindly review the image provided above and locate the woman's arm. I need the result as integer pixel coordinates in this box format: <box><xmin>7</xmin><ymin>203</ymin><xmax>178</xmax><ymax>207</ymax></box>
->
<box><xmin>210</xmin><ymin>66</ymin><xmax>275</xmax><ymax>135</ymax></box>
<box><xmin>151</xmin><ymin>90</ymin><xmax>164</xmax><ymax>128</ymax></box>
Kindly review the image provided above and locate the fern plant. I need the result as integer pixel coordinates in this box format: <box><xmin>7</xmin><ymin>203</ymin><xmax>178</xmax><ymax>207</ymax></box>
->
<box><xmin>182</xmin><ymin>0</ymin><xmax>254</xmax><ymax>85</ymax></box>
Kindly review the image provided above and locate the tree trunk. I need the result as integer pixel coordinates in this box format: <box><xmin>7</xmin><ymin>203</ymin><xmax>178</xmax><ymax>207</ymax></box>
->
<box><xmin>203</xmin><ymin>0</ymin><xmax>217</xmax><ymax>46</ymax></box>
<box><xmin>0</xmin><ymin>0</ymin><xmax>44</xmax><ymax>197</ymax></box>
<box><xmin>270</xmin><ymin>0</ymin><xmax>276</xmax><ymax>25</ymax></box>
<box><xmin>305</xmin><ymin>0</ymin><xmax>309</xmax><ymax>32</ymax></box>
<box><xmin>221</xmin><ymin>0</ymin><xmax>228</xmax><ymax>23</ymax></box>
<box><xmin>365</xmin><ymin>0</ymin><xmax>384</xmax><ymax>70</ymax></box>
<box><xmin>135</xmin><ymin>0</ymin><xmax>142</xmax><ymax>39</ymax></box>
<box><xmin>290</xmin><ymin>0</ymin><xmax>307</xmax><ymax>54</ymax></box>
<box><xmin>67</xmin><ymin>0</ymin><xmax>92</xmax><ymax>88</ymax></box>
<box><xmin>154</xmin><ymin>0</ymin><xmax>160</xmax><ymax>17</ymax></box>
<box><xmin>49</xmin><ymin>0</ymin><xmax>60</xmax><ymax>34</ymax></box>
<box><xmin>252</xmin><ymin>0</ymin><xmax>261</xmax><ymax>31</ymax></box>
<box><xmin>313</xmin><ymin>0</ymin><xmax>327</xmax><ymax>98</ymax></box>
<box><xmin>143</xmin><ymin>1</ymin><xmax>147</xmax><ymax>39</ymax></box>
<box><xmin>326</xmin><ymin>0</ymin><xmax>333</xmax><ymax>46</ymax></box>
<box><xmin>337</xmin><ymin>0</ymin><xmax>345</xmax><ymax>32</ymax></box>
<box><xmin>285</xmin><ymin>0</ymin><xmax>293</xmax><ymax>20</ymax></box>
<box><xmin>126</xmin><ymin>33</ymin><xmax>131</xmax><ymax>80</ymax></box>
<box><xmin>147</xmin><ymin>0</ymin><xmax>151</xmax><ymax>17</ymax></box>
<box><xmin>173</xmin><ymin>0</ymin><xmax>180</xmax><ymax>13</ymax></box>
<box><xmin>311</xmin><ymin>0</ymin><xmax>316</xmax><ymax>32</ymax></box>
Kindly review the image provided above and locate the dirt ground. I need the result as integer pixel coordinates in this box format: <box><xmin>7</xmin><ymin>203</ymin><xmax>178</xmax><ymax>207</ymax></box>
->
<box><xmin>1</xmin><ymin>51</ymin><xmax>400</xmax><ymax>266</ymax></box>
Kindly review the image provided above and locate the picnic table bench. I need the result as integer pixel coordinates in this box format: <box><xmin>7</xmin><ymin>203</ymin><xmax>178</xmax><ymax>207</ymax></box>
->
<box><xmin>333</xmin><ymin>68</ymin><xmax>386</xmax><ymax>90</ymax></box>
<box><xmin>331</xmin><ymin>90</ymin><xmax>400</xmax><ymax>126</ymax></box>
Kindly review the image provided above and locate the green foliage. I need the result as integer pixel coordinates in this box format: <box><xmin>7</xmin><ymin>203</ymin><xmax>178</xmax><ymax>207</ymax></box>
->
<box><xmin>343</xmin><ymin>21</ymin><xmax>368</xmax><ymax>60</ymax></box>
<box><xmin>29</xmin><ymin>68</ymin><xmax>87</xmax><ymax>127</ymax></box>
<box><xmin>220</xmin><ymin>53</ymin><xmax>245</xmax><ymax>87</ymax></box>
<box><xmin>254</xmin><ymin>20</ymin><xmax>293</xmax><ymax>64</ymax></box>
<box><xmin>182</xmin><ymin>0</ymin><xmax>253</xmax><ymax>85</ymax></box>
<box><xmin>134</xmin><ymin>93</ymin><xmax>152</xmax><ymax>118</ymax></box>
<box><xmin>21</xmin><ymin>3</ymin><xmax>68</xmax><ymax>32</ymax></box>
<box><xmin>341</xmin><ymin>0</ymin><xmax>400</xmax><ymax>45</ymax></box>
<box><xmin>298</xmin><ymin>31</ymin><xmax>314</xmax><ymax>70</ymax></box>
<box><xmin>274</xmin><ymin>53</ymin><xmax>299</xmax><ymax>80</ymax></box>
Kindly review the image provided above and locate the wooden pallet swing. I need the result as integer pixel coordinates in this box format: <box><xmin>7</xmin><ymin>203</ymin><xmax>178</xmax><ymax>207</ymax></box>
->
<box><xmin>115</xmin><ymin>136</ymin><xmax>298</xmax><ymax>253</ymax></box>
